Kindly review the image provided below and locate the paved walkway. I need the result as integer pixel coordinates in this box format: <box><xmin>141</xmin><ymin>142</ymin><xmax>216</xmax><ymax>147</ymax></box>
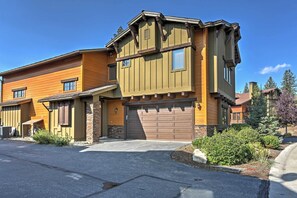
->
<box><xmin>269</xmin><ymin>142</ymin><xmax>297</xmax><ymax>197</ymax></box>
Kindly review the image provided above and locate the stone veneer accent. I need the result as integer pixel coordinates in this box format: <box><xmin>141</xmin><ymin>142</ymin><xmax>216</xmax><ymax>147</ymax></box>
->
<box><xmin>108</xmin><ymin>125</ymin><xmax>125</xmax><ymax>139</ymax></box>
<box><xmin>195</xmin><ymin>125</ymin><xmax>218</xmax><ymax>138</ymax></box>
<box><xmin>86</xmin><ymin>99</ymin><xmax>101</xmax><ymax>143</ymax></box>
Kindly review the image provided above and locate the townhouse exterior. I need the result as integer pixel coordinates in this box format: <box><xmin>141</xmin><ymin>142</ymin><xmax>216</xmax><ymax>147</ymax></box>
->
<box><xmin>0</xmin><ymin>11</ymin><xmax>241</xmax><ymax>142</ymax></box>
<box><xmin>230</xmin><ymin>82</ymin><xmax>281</xmax><ymax>124</ymax></box>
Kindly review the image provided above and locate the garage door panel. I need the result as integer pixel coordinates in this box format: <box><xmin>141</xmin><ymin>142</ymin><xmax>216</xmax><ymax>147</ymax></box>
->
<box><xmin>127</xmin><ymin>102</ymin><xmax>194</xmax><ymax>141</ymax></box>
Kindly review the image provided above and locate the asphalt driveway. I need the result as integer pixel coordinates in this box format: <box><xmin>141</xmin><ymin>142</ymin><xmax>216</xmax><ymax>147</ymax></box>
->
<box><xmin>0</xmin><ymin>139</ymin><xmax>262</xmax><ymax>198</ymax></box>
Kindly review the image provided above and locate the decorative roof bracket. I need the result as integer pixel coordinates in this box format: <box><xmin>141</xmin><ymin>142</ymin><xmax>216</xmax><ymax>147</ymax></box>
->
<box><xmin>129</xmin><ymin>25</ymin><xmax>139</xmax><ymax>48</ymax></box>
<box><xmin>156</xmin><ymin>16</ymin><xmax>166</xmax><ymax>41</ymax></box>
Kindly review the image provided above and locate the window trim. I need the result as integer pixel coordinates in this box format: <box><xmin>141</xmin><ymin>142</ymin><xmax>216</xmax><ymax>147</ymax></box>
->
<box><xmin>12</xmin><ymin>88</ymin><xmax>26</xmax><ymax>99</ymax></box>
<box><xmin>172</xmin><ymin>48</ymin><xmax>186</xmax><ymax>72</ymax></box>
<box><xmin>108</xmin><ymin>63</ymin><xmax>117</xmax><ymax>81</ymax></box>
<box><xmin>122</xmin><ymin>59</ymin><xmax>131</xmax><ymax>68</ymax></box>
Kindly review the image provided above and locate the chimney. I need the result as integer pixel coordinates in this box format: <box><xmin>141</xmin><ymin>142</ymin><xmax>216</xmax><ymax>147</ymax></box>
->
<box><xmin>249</xmin><ymin>82</ymin><xmax>257</xmax><ymax>99</ymax></box>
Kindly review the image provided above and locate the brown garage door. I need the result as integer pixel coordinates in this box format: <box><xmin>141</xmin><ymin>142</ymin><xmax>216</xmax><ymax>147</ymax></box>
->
<box><xmin>126</xmin><ymin>102</ymin><xmax>194</xmax><ymax>141</ymax></box>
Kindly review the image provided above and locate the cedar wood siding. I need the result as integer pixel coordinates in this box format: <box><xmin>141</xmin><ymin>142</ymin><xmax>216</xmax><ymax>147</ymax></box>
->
<box><xmin>82</xmin><ymin>52</ymin><xmax>116</xmax><ymax>91</ymax></box>
<box><xmin>2</xmin><ymin>55</ymin><xmax>83</xmax><ymax>131</ymax></box>
<box><xmin>107</xmin><ymin>100</ymin><xmax>124</xmax><ymax>126</ymax></box>
<box><xmin>193</xmin><ymin>28</ymin><xmax>218</xmax><ymax>126</ymax></box>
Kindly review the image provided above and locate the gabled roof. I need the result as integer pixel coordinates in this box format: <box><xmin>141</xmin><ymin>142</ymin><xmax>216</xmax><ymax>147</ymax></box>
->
<box><xmin>235</xmin><ymin>88</ymin><xmax>280</xmax><ymax>105</ymax></box>
<box><xmin>0</xmin><ymin>98</ymin><xmax>32</xmax><ymax>107</ymax></box>
<box><xmin>106</xmin><ymin>10</ymin><xmax>241</xmax><ymax>48</ymax></box>
<box><xmin>0</xmin><ymin>48</ymin><xmax>108</xmax><ymax>76</ymax></box>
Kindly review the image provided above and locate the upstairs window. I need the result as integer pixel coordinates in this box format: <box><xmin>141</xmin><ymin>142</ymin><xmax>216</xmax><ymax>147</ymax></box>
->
<box><xmin>13</xmin><ymin>88</ymin><xmax>26</xmax><ymax>98</ymax></box>
<box><xmin>108</xmin><ymin>64</ymin><xmax>117</xmax><ymax>81</ymax></box>
<box><xmin>61</xmin><ymin>78</ymin><xmax>78</xmax><ymax>92</ymax></box>
<box><xmin>58</xmin><ymin>102</ymin><xmax>70</xmax><ymax>126</ymax></box>
<box><xmin>122</xmin><ymin>59</ymin><xmax>130</xmax><ymax>67</ymax></box>
<box><xmin>224</xmin><ymin>64</ymin><xmax>232</xmax><ymax>84</ymax></box>
<box><xmin>172</xmin><ymin>49</ymin><xmax>185</xmax><ymax>70</ymax></box>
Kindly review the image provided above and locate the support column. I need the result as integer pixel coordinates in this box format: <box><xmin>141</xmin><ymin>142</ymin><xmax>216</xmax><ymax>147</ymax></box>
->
<box><xmin>86</xmin><ymin>95</ymin><xmax>102</xmax><ymax>143</ymax></box>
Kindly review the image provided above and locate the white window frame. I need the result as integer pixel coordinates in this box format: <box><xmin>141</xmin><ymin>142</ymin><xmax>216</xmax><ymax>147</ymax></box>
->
<box><xmin>172</xmin><ymin>48</ymin><xmax>185</xmax><ymax>71</ymax></box>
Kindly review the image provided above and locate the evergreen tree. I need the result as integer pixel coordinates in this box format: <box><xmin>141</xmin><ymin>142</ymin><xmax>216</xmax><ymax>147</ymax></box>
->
<box><xmin>246</xmin><ymin>88</ymin><xmax>267</xmax><ymax>128</ymax></box>
<box><xmin>243</xmin><ymin>83</ymin><xmax>249</xmax><ymax>93</ymax></box>
<box><xmin>281</xmin><ymin>69</ymin><xmax>297</xmax><ymax>95</ymax></box>
<box><xmin>113</xmin><ymin>26</ymin><xmax>124</xmax><ymax>38</ymax></box>
<box><xmin>276</xmin><ymin>90</ymin><xmax>297</xmax><ymax>134</ymax></box>
<box><xmin>264</xmin><ymin>76</ymin><xmax>277</xmax><ymax>89</ymax></box>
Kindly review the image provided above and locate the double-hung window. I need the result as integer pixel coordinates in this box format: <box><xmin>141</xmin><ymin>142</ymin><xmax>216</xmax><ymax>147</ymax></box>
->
<box><xmin>108</xmin><ymin>64</ymin><xmax>117</xmax><ymax>81</ymax></box>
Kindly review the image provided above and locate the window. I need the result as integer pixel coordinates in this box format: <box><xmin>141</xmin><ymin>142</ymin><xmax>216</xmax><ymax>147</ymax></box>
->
<box><xmin>221</xmin><ymin>106</ymin><xmax>228</xmax><ymax>125</ymax></box>
<box><xmin>172</xmin><ymin>49</ymin><xmax>185</xmax><ymax>70</ymax></box>
<box><xmin>144</xmin><ymin>28</ymin><xmax>150</xmax><ymax>40</ymax></box>
<box><xmin>13</xmin><ymin>89</ymin><xmax>25</xmax><ymax>98</ymax></box>
<box><xmin>232</xmin><ymin>112</ymin><xmax>240</xmax><ymax>120</ymax></box>
<box><xmin>108</xmin><ymin>64</ymin><xmax>117</xmax><ymax>81</ymax></box>
<box><xmin>58</xmin><ymin>102</ymin><xmax>70</xmax><ymax>126</ymax></box>
<box><xmin>224</xmin><ymin>63</ymin><xmax>232</xmax><ymax>84</ymax></box>
<box><xmin>122</xmin><ymin>59</ymin><xmax>130</xmax><ymax>67</ymax></box>
<box><xmin>63</xmin><ymin>81</ymin><xmax>76</xmax><ymax>91</ymax></box>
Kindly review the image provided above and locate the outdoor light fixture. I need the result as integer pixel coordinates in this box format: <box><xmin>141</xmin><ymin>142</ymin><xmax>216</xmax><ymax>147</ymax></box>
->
<box><xmin>114</xmin><ymin>107</ymin><xmax>118</xmax><ymax>114</ymax></box>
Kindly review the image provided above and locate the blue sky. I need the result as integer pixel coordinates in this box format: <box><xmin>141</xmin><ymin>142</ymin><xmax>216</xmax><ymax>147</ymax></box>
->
<box><xmin>0</xmin><ymin>0</ymin><xmax>296</xmax><ymax>92</ymax></box>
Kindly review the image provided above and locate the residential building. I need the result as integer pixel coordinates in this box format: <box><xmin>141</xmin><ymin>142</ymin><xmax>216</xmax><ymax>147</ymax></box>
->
<box><xmin>230</xmin><ymin>82</ymin><xmax>281</xmax><ymax>124</ymax></box>
<box><xmin>0</xmin><ymin>11</ymin><xmax>241</xmax><ymax>142</ymax></box>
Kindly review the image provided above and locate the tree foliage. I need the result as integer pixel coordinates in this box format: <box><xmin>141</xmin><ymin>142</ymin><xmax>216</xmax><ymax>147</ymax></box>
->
<box><xmin>264</xmin><ymin>76</ymin><xmax>277</xmax><ymax>89</ymax></box>
<box><xmin>243</xmin><ymin>83</ymin><xmax>249</xmax><ymax>93</ymax></box>
<box><xmin>281</xmin><ymin>69</ymin><xmax>297</xmax><ymax>95</ymax></box>
<box><xmin>113</xmin><ymin>26</ymin><xmax>124</xmax><ymax>38</ymax></box>
<box><xmin>276</xmin><ymin>90</ymin><xmax>297</xmax><ymax>133</ymax></box>
<box><xmin>246</xmin><ymin>87</ymin><xmax>267</xmax><ymax>128</ymax></box>
<box><xmin>257</xmin><ymin>116</ymin><xmax>279</xmax><ymax>136</ymax></box>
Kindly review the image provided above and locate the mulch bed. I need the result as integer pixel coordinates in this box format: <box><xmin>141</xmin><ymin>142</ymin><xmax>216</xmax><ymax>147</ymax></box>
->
<box><xmin>171</xmin><ymin>143</ymin><xmax>290</xmax><ymax>180</ymax></box>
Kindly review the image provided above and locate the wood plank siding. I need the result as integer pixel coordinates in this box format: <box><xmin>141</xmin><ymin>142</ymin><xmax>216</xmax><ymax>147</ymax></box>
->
<box><xmin>2</xmin><ymin>56</ymin><xmax>83</xmax><ymax>130</ymax></box>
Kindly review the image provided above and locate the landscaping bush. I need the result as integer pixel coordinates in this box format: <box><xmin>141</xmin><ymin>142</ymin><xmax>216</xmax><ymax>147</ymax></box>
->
<box><xmin>247</xmin><ymin>142</ymin><xmax>270</xmax><ymax>163</ymax></box>
<box><xmin>283</xmin><ymin>133</ymin><xmax>292</xmax><ymax>138</ymax></box>
<box><xmin>32</xmin><ymin>130</ymin><xmax>53</xmax><ymax>144</ymax></box>
<box><xmin>51</xmin><ymin>135</ymin><xmax>71</xmax><ymax>147</ymax></box>
<box><xmin>230</xmin><ymin>123</ymin><xmax>250</xmax><ymax>131</ymax></box>
<box><xmin>237</xmin><ymin>127</ymin><xmax>261</xmax><ymax>144</ymax></box>
<box><xmin>199</xmin><ymin>132</ymin><xmax>252</xmax><ymax>166</ymax></box>
<box><xmin>261</xmin><ymin>135</ymin><xmax>280</xmax><ymax>149</ymax></box>
<box><xmin>33</xmin><ymin>130</ymin><xmax>71</xmax><ymax>146</ymax></box>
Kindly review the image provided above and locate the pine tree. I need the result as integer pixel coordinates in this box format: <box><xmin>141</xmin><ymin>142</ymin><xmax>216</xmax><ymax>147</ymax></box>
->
<box><xmin>113</xmin><ymin>26</ymin><xmax>124</xmax><ymax>38</ymax></box>
<box><xmin>281</xmin><ymin>69</ymin><xmax>297</xmax><ymax>95</ymax></box>
<box><xmin>243</xmin><ymin>83</ymin><xmax>249</xmax><ymax>93</ymax></box>
<box><xmin>246</xmin><ymin>88</ymin><xmax>267</xmax><ymax>128</ymax></box>
<box><xmin>264</xmin><ymin>76</ymin><xmax>277</xmax><ymax>89</ymax></box>
<box><xmin>276</xmin><ymin>90</ymin><xmax>297</xmax><ymax>134</ymax></box>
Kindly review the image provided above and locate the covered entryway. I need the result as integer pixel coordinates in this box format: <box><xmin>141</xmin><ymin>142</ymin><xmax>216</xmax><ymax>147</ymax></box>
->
<box><xmin>126</xmin><ymin>101</ymin><xmax>194</xmax><ymax>141</ymax></box>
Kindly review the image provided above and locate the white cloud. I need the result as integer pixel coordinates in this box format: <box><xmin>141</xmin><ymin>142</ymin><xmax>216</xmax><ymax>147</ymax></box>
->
<box><xmin>260</xmin><ymin>63</ymin><xmax>291</xmax><ymax>75</ymax></box>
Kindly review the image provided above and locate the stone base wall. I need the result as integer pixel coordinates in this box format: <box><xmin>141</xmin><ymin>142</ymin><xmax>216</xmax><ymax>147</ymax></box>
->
<box><xmin>86</xmin><ymin>99</ymin><xmax>102</xmax><ymax>143</ymax></box>
<box><xmin>195</xmin><ymin>125</ymin><xmax>218</xmax><ymax>138</ymax></box>
<box><xmin>108</xmin><ymin>125</ymin><xmax>125</xmax><ymax>139</ymax></box>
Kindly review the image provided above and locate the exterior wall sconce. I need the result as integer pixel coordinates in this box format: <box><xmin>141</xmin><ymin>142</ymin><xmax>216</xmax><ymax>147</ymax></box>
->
<box><xmin>114</xmin><ymin>107</ymin><xmax>118</xmax><ymax>114</ymax></box>
<box><xmin>196</xmin><ymin>103</ymin><xmax>201</xmax><ymax>109</ymax></box>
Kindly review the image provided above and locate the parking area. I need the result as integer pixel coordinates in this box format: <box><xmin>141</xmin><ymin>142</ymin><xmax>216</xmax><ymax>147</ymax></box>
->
<box><xmin>0</xmin><ymin>140</ymin><xmax>262</xmax><ymax>198</ymax></box>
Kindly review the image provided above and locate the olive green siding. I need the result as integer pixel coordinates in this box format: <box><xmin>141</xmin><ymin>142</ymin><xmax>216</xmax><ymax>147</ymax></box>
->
<box><xmin>117</xmin><ymin>21</ymin><xmax>194</xmax><ymax>97</ymax></box>
<box><xmin>118</xmin><ymin>47</ymin><xmax>194</xmax><ymax>97</ymax></box>
<box><xmin>139</xmin><ymin>18</ymin><xmax>157</xmax><ymax>51</ymax></box>
<box><xmin>50</xmin><ymin>101</ymin><xmax>75</xmax><ymax>139</ymax></box>
<box><xmin>208</xmin><ymin>27</ymin><xmax>236</xmax><ymax>101</ymax></box>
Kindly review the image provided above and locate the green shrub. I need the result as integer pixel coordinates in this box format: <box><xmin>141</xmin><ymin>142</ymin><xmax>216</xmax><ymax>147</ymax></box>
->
<box><xmin>33</xmin><ymin>130</ymin><xmax>53</xmax><ymax>144</ymax></box>
<box><xmin>230</xmin><ymin>123</ymin><xmax>251</xmax><ymax>131</ymax></box>
<box><xmin>237</xmin><ymin>127</ymin><xmax>261</xmax><ymax>144</ymax></box>
<box><xmin>262</xmin><ymin>135</ymin><xmax>280</xmax><ymax>149</ymax></box>
<box><xmin>51</xmin><ymin>135</ymin><xmax>71</xmax><ymax>146</ymax></box>
<box><xmin>248</xmin><ymin>142</ymin><xmax>270</xmax><ymax>162</ymax></box>
<box><xmin>33</xmin><ymin>130</ymin><xmax>71</xmax><ymax>146</ymax></box>
<box><xmin>200</xmin><ymin>132</ymin><xmax>252</xmax><ymax>165</ymax></box>
<box><xmin>258</xmin><ymin>116</ymin><xmax>280</xmax><ymax>136</ymax></box>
